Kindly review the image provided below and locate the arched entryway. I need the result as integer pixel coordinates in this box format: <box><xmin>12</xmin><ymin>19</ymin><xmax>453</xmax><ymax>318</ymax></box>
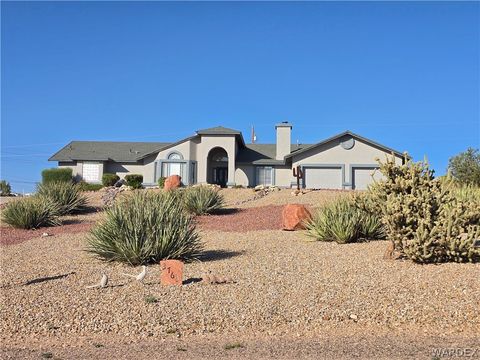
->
<box><xmin>207</xmin><ymin>147</ymin><xmax>229</xmax><ymax>187</ymax></box>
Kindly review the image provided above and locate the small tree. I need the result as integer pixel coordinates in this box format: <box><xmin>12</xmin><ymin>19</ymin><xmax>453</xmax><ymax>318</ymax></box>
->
<box><xmin>447</xmin><ymin>148</ymin><xmax>480</xmax><ymax>186</ymax></box>
<box><xmin>0</xmin><ymin>180</ymin><xmax>12</xmax><ymax>196</ymax></box>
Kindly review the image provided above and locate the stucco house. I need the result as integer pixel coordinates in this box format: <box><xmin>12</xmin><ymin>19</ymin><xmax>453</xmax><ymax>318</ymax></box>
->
<box><xmin>49</xmin><ymin>123</ymin><xmax>405</xmax><ymax>189</ymax></box>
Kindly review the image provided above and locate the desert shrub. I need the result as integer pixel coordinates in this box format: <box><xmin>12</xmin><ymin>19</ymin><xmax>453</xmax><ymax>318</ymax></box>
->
<box><xmin>306</xmin><ymin>196</ymin><xmax>384</xmax><ymax>244</ymax></box>
<box><xmin>102</xmin><ymin>173</ymin><xmax>120</xmax><ymax>187</ymax></box>
<box><xmin>158</xmin><ymin>177</ymin><xmax>166</xmax><ymax>188</ymax></box>
<box><xmin>41</xmin><ymin>168</ymin><xmax>72</xmax><ymax>184</ymax></box>
<box><xmin>77</xmin><ymin>181</ymin><xmax>103</xmax><ymax>192</ymax></box>
<box><xmin>2</xmin><ymin>196</ymin><xmax>61</xmax><ymax>229</ymax></box>
<box><xmin>447</xmin><ymin>147</ymin><xmax>480</xmax><ymax>186</ymax></box>
<box><xmin>367</xmin><ymin>156</ymin><xmax>479</xmax><ymax>263</ymax></box>
<box><xmin>183</xmin><ymin>186</ymin><xmax>225</xmax><ymax>215</ymax></box>
<box><xmin>87</xmin><ymin>191</ymin><xmax>202</xmax><ymax>265</ymax></box>
<box><xmin>0</xmin><ymin>180</ymin><xmax>12</xmax><ymax>196</ymax></box>
<box><xmin>37</xmin><ymin>181</ymin><xmax>87</xmax><ymax>215</ymax></box>
<box><xmin>125</xmin><ymin>174</ymin><xmax>143</xmax><ymax>189</ymax></box>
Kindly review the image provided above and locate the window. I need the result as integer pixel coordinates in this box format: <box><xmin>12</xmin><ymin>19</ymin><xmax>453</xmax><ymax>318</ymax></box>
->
<box><xmin>162</xmin><ymin>162</ymin><xmax>184</xmax><ymax>177</ymax></box>
<box><xmin>257</xmin><ymin>167</ymin><xmax>274</xmax><ymax>186</ymax></box>
<box><xmin>82</xmin><ymin>162</ymin><xmax>100</xmax><ymax>182</ymax></box>
<box><xmin>168</xmin><ymin>152</ymin><xmax>183</xmax><ymax>160</ymax></box>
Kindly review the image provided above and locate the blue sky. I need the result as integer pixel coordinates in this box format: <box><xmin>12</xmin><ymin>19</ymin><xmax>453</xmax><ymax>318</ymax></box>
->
<box><xmin>1</xmin><ymin>1</ymin><xmax>479</xmax><ymax>192</ymax></box>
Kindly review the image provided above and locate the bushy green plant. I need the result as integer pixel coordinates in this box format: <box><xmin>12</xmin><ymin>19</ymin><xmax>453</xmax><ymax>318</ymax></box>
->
<box><xmin>447</xmin><ymin>147</ymin><xmax>480</xmax><ymax>186</ymax></box>
<box><xmin>125</xmin><ymin>174</ymin><xmax>143</xmax><ymax>189</ymax></box>
<box><xmin>2</xmin><ymin>196</ymin><xmax>61</xmax><ymax>229</ymax></box>
<box><xmin>183</xmin><ymin>186</ymin><xmax>225</xmax><ymax>215</ymax></box>
<box><xmin>37</xmin><ymin>181</ymin><xmax>87</xmax><ymax>215</ymax></box>
<box><xmin>158</xmin><ymin>177</ymin><xmax>166</xmax><ymax>188</ymax></box>
<box><xmin>0</xmin><ymin>180</ymin><xmax>12</xmax><ymax>196</ymax></box>
<box><xmin>102</xmin><ymin>173</ymin><xmax>120</xmax><ymax>187</ymax></box>
<box><xmin>306</xmin><ymin>196</ymin><xmax>384</xmax><ymax>244</ymax></box>
<box><xmin>41</xmin><ymin>168</ymin><xmax>72</xmax><ymax>184</ymax></box>
<box><xmin>368</xmin><ymin>155</ymin><xmax>479</xmax><ymax>263</ymax></box>
<box><xmin>87</xmin><ymin>191</ymin><xmax>202</xmax><ymax>265</ymax></box>
<box><xmin>77</xmin><ymin>181</ymin><xmax>103</xmax><ymax>192</ymax></box>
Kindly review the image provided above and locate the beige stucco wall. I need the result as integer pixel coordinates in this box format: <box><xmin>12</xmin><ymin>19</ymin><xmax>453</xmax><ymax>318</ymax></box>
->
<box><xmin>194</xmin><ymin>135</ymin><xmax>237</xmax><ymax>185</ymax></box>
<box><xmin>155</xmin><ymin>141</ymin><xmax>192</xmax><ymax>161</ymax></box>
<box><xmin>235</xmin><ymin>165</ymin><xmax>255</xmax><ymax>187</ymax></box>
<box><xmin>290</xmin><ymin>137</ymin><xmax>403</xmax><ymax>188</ymax></box>
<box><xmin>274</xmin><ymin>166</ymin><xmax>292</xmax><ymax>187</ymax></box>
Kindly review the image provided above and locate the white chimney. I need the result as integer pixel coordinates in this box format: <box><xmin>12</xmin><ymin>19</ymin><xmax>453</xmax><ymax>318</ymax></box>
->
<box><xmin>275</xmin><ymin>121</ymin><xmax>292</xmax><ymax>160</ymax></box>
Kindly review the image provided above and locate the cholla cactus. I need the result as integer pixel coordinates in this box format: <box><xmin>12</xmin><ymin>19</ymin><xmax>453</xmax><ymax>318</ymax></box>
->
<box><xmin>369</xmin><ymin>154</ymin><xmax>479</xmax><ymax>263</ymax></box>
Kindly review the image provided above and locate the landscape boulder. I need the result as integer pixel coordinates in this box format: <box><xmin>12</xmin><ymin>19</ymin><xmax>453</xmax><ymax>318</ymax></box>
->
<box><xmin>282</xmin><ymin>204</ymin><xmax>312</xmax><ymax>231</ymax></box>
<box><xmin>164</xmin><ymin>175</ymin><xmax>182</xmax><ymax>190</ymax></box>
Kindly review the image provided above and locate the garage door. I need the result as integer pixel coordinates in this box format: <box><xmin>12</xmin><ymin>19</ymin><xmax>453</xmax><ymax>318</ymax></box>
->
<box><xmin>352</xmin><ymin>167</ymin><xmax>382</xmax><ymax>190</ymax></box>
<box><xmin>82</xmin><ymin>162</ymin><xmax>100</xmax><ymax>182</ymax></box>
<box><xmin>304</xmin><ymin>167</ymin><xmax>343</xmax><ymax>189</ymax></box>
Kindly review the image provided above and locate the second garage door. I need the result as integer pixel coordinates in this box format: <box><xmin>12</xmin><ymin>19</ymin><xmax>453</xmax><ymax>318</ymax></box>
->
<box><xmin>352</xmin><ymin>167</ymin><xmax>382</xmax><ymax>190</ymax></box>
<box><xmin>303</xmin><ymin>167</ymin><xmax>343</xmax><ymax>189</ymax></box>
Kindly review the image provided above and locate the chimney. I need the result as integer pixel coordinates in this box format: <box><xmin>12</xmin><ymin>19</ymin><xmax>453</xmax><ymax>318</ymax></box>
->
<box><xmin>275</xmin><ymin>121</ymin><xmax>292</xmax><ymax>160</ymax></box>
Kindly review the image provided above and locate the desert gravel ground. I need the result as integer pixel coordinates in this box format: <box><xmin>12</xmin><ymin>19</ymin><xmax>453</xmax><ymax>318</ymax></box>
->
<box><xmin>1</xmin><ymin>189</ymin><xmax>479</xmax><ymax>359</ymax></box>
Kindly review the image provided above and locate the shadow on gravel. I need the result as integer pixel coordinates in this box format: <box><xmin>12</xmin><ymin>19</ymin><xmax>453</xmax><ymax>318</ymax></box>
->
<box><xmin>209</xmin><ymin>208</ymin><xmax>242</xmax><ymax>216</ymax></box>
<box><xmin>198</xmin><ymin>249</ymin><xmax>245</xmax><ymax>262</ymax></box>
<box><xmin>183</xmin><ymin>277</ymin><xmax>203</xmax><ymax>285</ymax></box>
<box><xmin>24</xmin><ymin>272</ymin><xmax>76</xmax><ymax>286</ymax></box>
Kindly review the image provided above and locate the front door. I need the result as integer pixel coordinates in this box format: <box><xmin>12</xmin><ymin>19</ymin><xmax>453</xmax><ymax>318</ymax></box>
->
<box><xmin>213</xmin><ymin>167</ymin><xmax>228</xmax><ymax>187</ymax></box>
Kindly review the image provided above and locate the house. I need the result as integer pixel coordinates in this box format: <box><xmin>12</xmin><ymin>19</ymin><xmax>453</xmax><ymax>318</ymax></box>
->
<box><xmin>49</xmin><ymin>123</ymin><xmax>405</xmax><ymax>189</ymax></box>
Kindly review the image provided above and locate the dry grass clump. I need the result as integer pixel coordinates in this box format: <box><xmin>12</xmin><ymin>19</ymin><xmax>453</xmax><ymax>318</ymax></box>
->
<box><xmin>37</xmin><ymin>181</ymin><xmax>87</xmax><ymax>215</ymax></box>
<box><xmin>2</xmin><ymin>196</ymin><xmax>61</xmax><ymax>229</ymax></box>
<box><xmin>183</xmin><ymin>186</ymin><xmax>225</xmax><ymax>215</ymax></box>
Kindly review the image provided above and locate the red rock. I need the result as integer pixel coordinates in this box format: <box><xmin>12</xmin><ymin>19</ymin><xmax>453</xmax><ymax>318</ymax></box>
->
<box><xmin>164</xmin><ymin>175</ymin><xmax>182</xmax><ymax>190</ymax></box>
<box><xmin>160</xmin><ymin>259</ymin><xmax>183</xmax><ymax>285</ymax></box>
<box><xmin>282</xmin><ymin>204</ymin><xmax>312</xmax><ymax>231</ymax></box>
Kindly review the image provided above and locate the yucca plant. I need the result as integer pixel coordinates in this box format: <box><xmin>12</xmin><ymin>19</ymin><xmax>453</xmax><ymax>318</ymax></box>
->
<box><xmin>2</xmin><ymin>196</ymin><xmax>61</xmax><ymax>229</ymax></box>
<box><xmin>183</xmin><ymin>186</ymin><xmax>225</xmax><ymax>215</ymax></box>
<box><xmin>37</xmin><ymin>181</ymin><xmax>87</xmax><ymax>215</ymax></box>
<box><xmin>306</xmin><ymin>196</ymin><xmax>384</xmax><ymax>244</ymax></box>
<box><xmin>87</xmin><ymin>191</ymin><xmax>203</xmax><ymax>265</ymax></box>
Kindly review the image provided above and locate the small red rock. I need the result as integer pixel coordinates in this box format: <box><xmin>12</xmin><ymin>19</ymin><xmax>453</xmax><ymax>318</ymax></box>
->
<box><xmin>160</xmin><ymin>259</ymin><xmax>183</xmax><ymax>286</ymax></box>
<box><xmin>164</xmin><ymin>175</ymin><xmax>182</xmax><ymax>190</ymax></box>
<box><xmin>282</xmin><ymin>204</ymin><xmax>312</xmax><ymax>231</ymax></box>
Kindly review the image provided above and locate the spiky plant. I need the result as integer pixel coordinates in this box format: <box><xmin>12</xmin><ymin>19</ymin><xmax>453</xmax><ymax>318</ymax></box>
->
<box><xmin>306</xmin><ymin>196</ymin><xmax>384</xmax><ymax>244</ymax></box>
<box><xmin>37</xmin><ymin>181</ymin><xmax>87</xmax><ymax>215</ymax></box>
<box><xmin>183</xmin><ymin>186</ymin><xmax>225</xmax><ymax>215</ymax></box>
<box><xmin>87</xmin><ymin>191</ymin><xmax>203</xmax><ymax>265</ymax></box>
<box><xmin>2</xmin><ymin>196</ymin><xmax>61</xmax><ymax>229</ymax></box>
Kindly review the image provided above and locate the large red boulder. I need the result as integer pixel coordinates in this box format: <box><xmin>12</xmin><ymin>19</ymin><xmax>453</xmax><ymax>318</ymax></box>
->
<box><xmin>282</xmin><ymin>204</ymin><xmax>312</xmax><ymax>231</ymax></box>
<box><xmin>164</xmin><ymin>175</ymin><xmax>182</xmax><ymax>190</ymax></box>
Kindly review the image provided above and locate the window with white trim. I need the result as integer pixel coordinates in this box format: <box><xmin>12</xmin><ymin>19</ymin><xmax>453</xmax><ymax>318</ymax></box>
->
<box><xmin>82</xmin><ymin>162</ymin><xmax>100</xmax><ymax>182</ymax></box>
<box><xmin>257</xmin><ymin>167</ymin><xmax>274</xmax><ymax>186</ymax></box>
<box><xmin>161</xmin><ymin>152</ymin><xmax>184</xmax><ymax>178</ymax></box>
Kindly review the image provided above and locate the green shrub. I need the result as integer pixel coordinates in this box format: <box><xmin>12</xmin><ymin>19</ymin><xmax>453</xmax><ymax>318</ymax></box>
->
<box><xmin>447</xmin><ymin>147</ymin><xmax>480</xmax><ymax>186</ymax></box>
<box><xmin>87</xmin><ymin>191</ymin><xmax>202</xmax><ymax>265</ymax></box>
<box><xmin>368</xmin><ymin>156</ymin><xmax>480</xmax><ymax>263</ymax></box>
<box><xmin>125</xmin><ymin>174</ymin><xmax>143</xmax><ymax>189</ymax></box>
<box><xmin>0</xmin><ymin>180</ymin><xmax>12</xmax><ymax>196</ymax></box>
<box><xmin>306</xmin><ymin>196</ymin><xmax>384</xmax><ymax>244</ymax></box>
<box><xmin>41</xmin><ymin>168</ymin><xmax>72</xmax><ymax>184</ymax></box>
<box><xmin>37</xmin><ymin>181</ymin><xmax>87</xmax><ymax>215</ymax></box>
<box><xmin>77</xmin><ymin>181</ymin><xmax>103</xmax><ymax>192</ymax></box>
<box><xmin>2</xmin><ymin>196</ymin><xmax>61</xmax><ymax>229</ymax></box>
<box><xmin>158</xmin><ymin>177</ymin><xmax>166</xmax><ymax>188</ymax></box>
<box><xmin>183</xmin><ymin>186</ymin><xmax>225</xmax><ymax>215</ymax></box>
<box><xmin>102</xmin><ymin>173</ymin><xmax>120</xmax><ymax>187</ymax></box>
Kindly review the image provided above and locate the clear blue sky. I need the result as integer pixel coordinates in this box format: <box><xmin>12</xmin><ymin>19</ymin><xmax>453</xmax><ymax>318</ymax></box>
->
<box><xmin>1</xmin><ymin>1</ymin><xmax>479</xmax><ymax>192</ymax></box>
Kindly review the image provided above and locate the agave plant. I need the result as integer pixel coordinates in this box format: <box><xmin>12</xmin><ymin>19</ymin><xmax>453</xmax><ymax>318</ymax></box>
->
<box><xmin>2</xmin><ymin>196</ymin><xmax>61</xmax><ymax>229</ymax></box>
<box><xmin>37</xmin><ymin>181</ymin><xmax>87</xmax><ymax>215</ymax></box>
<box><xmin>182</xmin><ymin>186</ymin><xmax>225</xmax><ymax>215</ymax></box>
<box><xmin>87</xmin><ymin>191</ymin><xmax>203</xmax><ymax>265</ymax></box>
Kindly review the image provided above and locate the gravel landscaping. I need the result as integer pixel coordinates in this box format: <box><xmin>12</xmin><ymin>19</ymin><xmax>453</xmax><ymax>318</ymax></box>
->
<box><xmin>1</xmin><ymin>189</ymin><xmax>479</xmax><ymax>359</ymax></box>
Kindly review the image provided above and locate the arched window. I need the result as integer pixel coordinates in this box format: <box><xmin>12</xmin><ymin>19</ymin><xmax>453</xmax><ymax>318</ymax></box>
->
<box><xmin>168</xmin><ymin>152</ymin><xmax>183</xmax><ymax>160</ymax></box>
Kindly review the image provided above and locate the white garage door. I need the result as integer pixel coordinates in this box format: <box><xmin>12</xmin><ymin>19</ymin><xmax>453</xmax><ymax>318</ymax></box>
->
<box><xmin>352</xmin><ymin>167</ymin><xmax>382</xmax><ymax>190</ymax></box>
<box><xmin>304</xmin><ymin>167</ymin><xmax>343</xmax><ymax>189</ymax></box>
<box><xmin>82</xmin><ymin>162</ymin><xmax>100</xmax><ymax>182</ymax></box>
